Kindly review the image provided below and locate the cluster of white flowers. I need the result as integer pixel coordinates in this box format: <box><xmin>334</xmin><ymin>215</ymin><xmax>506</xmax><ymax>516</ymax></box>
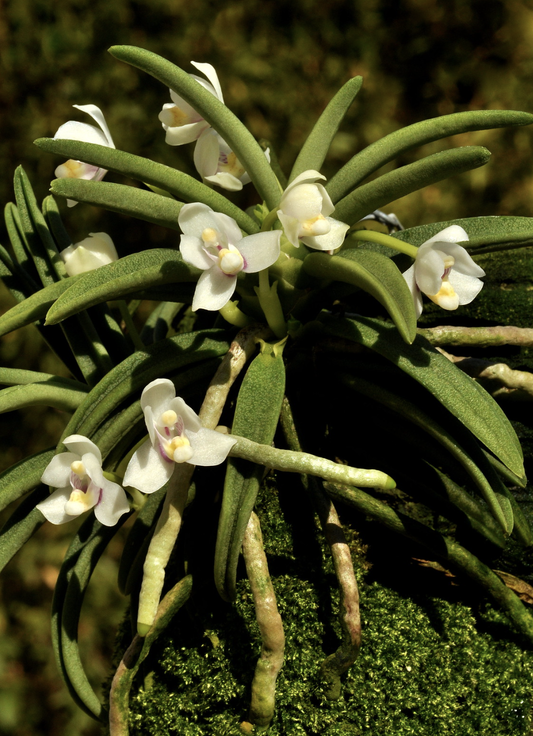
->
<box><xmin>51</xmin><ymin>62</ymin><xmax>485</xmax><ymax>318</ymax></box>
<box><xmin>38</xmin><ymin>380</ymin><xmax>236</xmax><ymax>525</ymax></box>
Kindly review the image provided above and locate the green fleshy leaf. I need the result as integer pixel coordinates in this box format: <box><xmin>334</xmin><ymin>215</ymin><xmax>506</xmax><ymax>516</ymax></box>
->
<box><xmin>35</xmin><ymin>138</ymin><xmax>259</xmax><ymax>234</ymax></box>
<box><xmin>319</xmin><ymin>312</ymin><xmax>524</xmax><ymax>477</ymax></box>
<box><xmin>0</xmin><ymin>272</ymin><xmax>81</xmax><ymax>336</ymax></box>
<box><xmin>0</xmin><ymin>487</ymin><xmax>48</xmax><ymax>574</ymax></box>
<box><xmin>51</xmin><ymin>178</ymin><xmax>184</xmax><ymax>231</ymax></box>
<box><xmin>60</xmin><ymin>330</ymin><xmax>229</xmax><ymax>443</ymax></box>
<box><xmin>335</xmin><ymin>369</ymin><xmax>512</xmax><ymax>534</ymax></box>
<box><xmin>42</xmin><ymin>195</ymin><xmax>73</xmax><ymax>251</ymax></box>
<box><xmin>14</xmin><ymin>167</ymin><xmax>67</xmax><ymax>284</ymax></box>
<box><xmin>45</xmin><ymin>249</ymin><xmax>199</xmax><ymax>325</ymax></box>
<box><xmin>108</xmin><ymin>45</ymin><xmax>282</xmax><ymax>209</ymax></box>
<box><xmin>0</xmin><ymin>240</ymin><xmax>35</xmax><ymax>302</ymax></box>
<box><xmin>0</xmin><ymin>381</ymin><xmax>88</xmax><ymax>414</ymax></box>
<box><xmin>333</xmin><ymin>146</ymin><xmax>491</xmax><ymax>226</ymax></box>
<box><xmin>327</xmin><ymin>109</ymin><xmax>533</xmax><ymax>204</ymax></box>
<box><xmin>215</xmin><ymin>346</ymin><xmax>286</xmax><ymax>602</ymax></box>
<box><xmin>0</xmin><ymin>449</ymin><xmax>54</xmax><ymax>514</ymax></box>
<box><xmin>4</xmin><ymin>201</ymin><xmax>34</xmax><ymax>277</ymax></box>
<box><xmin>0</xmin><ymin>367</ymin><xmax>85</xmax><ymax>388</ymax></box>
<box><xmin>51</xmin><ymin>514</ymin><xmax>129</xmax><ymax>722</ymax></box>
<box><xmin>289</xmin><ymin>76</ymin><xmax>363</xmax><ymax>183</ymax></box>
<box><xmin>392</xmin><ymin>215</ymin><xmax>533</xmax><ymax>254</ymax></box>
<box><xmin>303</xmin><ymin>249</ymin><xmax>417</xmax><ymax>344</ymax></box>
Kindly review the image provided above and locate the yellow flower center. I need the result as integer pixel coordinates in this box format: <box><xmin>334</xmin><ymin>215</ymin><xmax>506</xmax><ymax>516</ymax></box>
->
<box><xmin>161</xmin><ymin>410</ymin><xmax>178</xmax><ymax>427</ymax></box>
<box><xmin>55</xmin><ymin>160</ymin><xmax>89</xmax><ymax>178</ymax></box>
<box><xmin>71</xmin><ymin>460</ymin><xmax>86</xmax><ymax>476</ymax></box>
<box><xmin>218</xmin><ymin>247</ymin><xmax>244</xmax><ymax>275</ymax></box>
<box><xmin>218</xmin><ymin>152</ymin><xmax>246</xmax><ymax>179</ymax></box>
<box><xmin>427</xmin><ymin>255</ymin><xmax>459</xmax><ymax>310</ymax></box>
<box><xmin>160</xmin><ymin>105</ymin><xmax>191</xmax><ymax>127</ymax></box>
<box><xmin>65</xmin><ymin>489</ymin><xmax>95</xmax><ymax>515</ymax></box>
<box><xmin>164</xmin><ymin>435</ymin><xmax>194</xmax><ymax>463</ymax></box>
<box><xmin>302</xmin><ymin>214</ymin><xmax>330</xmax><ymax>237</ymax></box>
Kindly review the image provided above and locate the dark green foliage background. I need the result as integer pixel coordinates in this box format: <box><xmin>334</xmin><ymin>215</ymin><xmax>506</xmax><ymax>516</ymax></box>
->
<box><xmin>2</xmin><ymin>0</ymin><xmax>533</xmax><ymax>734</ymax></box>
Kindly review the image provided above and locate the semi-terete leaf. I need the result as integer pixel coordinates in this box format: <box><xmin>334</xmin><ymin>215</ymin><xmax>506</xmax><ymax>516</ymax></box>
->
<box><xmin>318</xmin><ymin>312</ymin><xmax>524</xmax><ymax>477</ymax></box>
<box><xmin>392</xmin><ymin>215</ymin><xmax>533</xmax><ymax>254</ymax></box>
<box><xmin>333</xmin><ymin>146</ymin><xmax>491</xmax><ymax>226</ymax></box>
<box><xmin>0</xmin><ymin>449</ymin><xmax>54</xmax><ymax>514</ymax></box>
<box><xmin>215</xmin><ymin>344</ymin><xmax>286</xmax><ymax>601</ymax></box>
<box><xmin>60</xmin><ymin>330</ymin><xmax>230</xmax><ymax>443</ymax></box>
<box><xmin>289</xmin><ymin>76</ymin><xmax>363</xmax><ymax>183</ymax></box>
<box><xmin>326</xmin><ymin>109</ymin><xmax>533</xmax><ymax>204</ymax></box>
<box><xmin>0</xmin><ymin>382</ymin><xmax>88</xmax><ymax>414</ymax></box>
<box><xmin>51</xmin><ymin>178</ymin><xmax>185</xmax><ymax>231</ymax></box>
<box><xmin>46</xmin><ymin>249</ymin><xmax>199</xmax><ymax>324</ymax></box>
<box><xmin>303</xmin><ymin>249</ymin><xmax>417</xmax><ymax>344</ymax></box>
<box><xmin>108</xmin><ymin>45</ymin><xmax>282</xmax><ymax>209</ymax></box>
<box><xmin>36</xmin><ymin>138</ymin><xmax>259</xmax><ymax>235</ymax></box>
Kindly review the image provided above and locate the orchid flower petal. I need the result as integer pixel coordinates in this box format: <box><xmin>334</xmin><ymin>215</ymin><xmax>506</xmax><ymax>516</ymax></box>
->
<box><xmin>60</xmin><ymin>233</ymin><xmax>118</xmax><ymax>276</ymax></box>
<box><xmin>141</xmin><ymin>379</ymin><xmax>178</xmax><ymax>421</ymax></box>
<box><xmin>94</xmin><ymin>481</ymin><xmax>131</xmax><ymax>526</ymax></box>
<box><xmin>123</xmin><ymin>437</ymin><xmax>175</xmax><ymax>494</ymax></box>
<box><xmin>402</xmin><ymin>226</ymin><xmax>484</xmax><ymax>318</ymax></box>
<box><xmin>179</xmin><ymin>235</ymin><xmax>213</xmax><ymax>270</ymax></box>
<box><xmin>63</xmin><ymin>435</ymin><xmax>102</xmax><ymax>464</ymax></box>
<box><xmin>36</xmin><ymin>487</ymin><xmax>76</xmax><ymax>525</ymax></box>
<box><xmin>190</xmin><ymin>61</ymin><xmax>224</xmax><ymax>102</ymax></box>
<box><xmin>301</xmin><ymin>217</ymin><xmax>350</xmax><ymax>252</ymax></box>
<box><xmin>192</xmin><ymin>268</ymin><xmax>237</xmax><ymax>311</ymax></box>
<box><xmin>187</xmin><ymin>428</ymin><xmax>237</xmax><ymax>466</ymax></box>
<box><xmin>204</xmin><ymin>172</ymin><xmax>244</xmax><ymax>191</ymax></box>
<box><xmin>40</xmin><ymin>453</ymin><xmax>79</xmax><ymax>487</ymax></box>
<box><xmin>239</xmin><ymin>231</ymin><xmax>282</xmax><ymax>272</ymax></box>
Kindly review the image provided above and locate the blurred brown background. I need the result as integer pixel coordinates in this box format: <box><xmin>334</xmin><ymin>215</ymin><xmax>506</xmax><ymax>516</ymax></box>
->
<box><xmin>1</xmin><ymin>0</ymin><xmax>533</xmax><ymax>733</ymax></box>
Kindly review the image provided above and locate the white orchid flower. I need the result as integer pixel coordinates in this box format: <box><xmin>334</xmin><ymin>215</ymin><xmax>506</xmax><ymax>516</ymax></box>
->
<box><xmin>277</xmin><ymin>170</ymin><xmax>350</xmax><ymax>251</ymax></box>
<box><xmin>158</xmin><ymin>62</ymin><xmax>223</xmax><ymax>146</ymax></box>
<box><xmin>123</xmin><ymin>379</ymin><xmax>237</xmax><ymax>494</ymax></box>
<box><xmin>60</xmin><ymin>232</ymin><xmax>118</xmax><ymax>276</ymax></box>
<box><xmin>54</xmin><ymin>104</ymin><xmax>115</xmax><ymax>207</ymax></box>
<box><xmin>178</xmin><ymin>203</ymin><xmax>281</xmax><ymax>311</ymax></box>
<box><xmin>193</xmin><ymin>129</ymin><xmax>269</xmax><ymax>192</ymax></box>
<box><xmin>402</xmin><ymin>225</ymin><xmax>485</xmax><ymax>318</ymax></box>
<box><xmin>37</xmin><ymin>435</ymin><xmax>130</xmax><ymax>526</ymax></box>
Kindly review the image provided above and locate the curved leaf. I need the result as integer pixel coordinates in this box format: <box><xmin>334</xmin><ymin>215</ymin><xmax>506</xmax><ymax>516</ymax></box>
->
<box><xmin>60</xmin><ymin>330</ymin><xmax>229</xmax><ymax>443</ymax></box>
<box><xmin>289</xmin><ymin>76</ymin><xmax>363</xmax><ymax>183</ymax></box>
<box><xmin>0</xmin><ymin>487</ymin><xmax>48</xmax><ymax>573</ymax></box>
<box><xmin>51</xmin><ymin>178</ymin><xmax>184</xmax><ymax>231</ymax></box>
<box><xmin>108</xmin><ymin>46</ymin><xmax>282</xmax><ymax>209</ymax></box>
<box><xmin>327</xmin><ymin>109</ymin><xmax>533</xmax><ymax>204</ymax></box>
<box><xmin>0</xmin><ymin>276</ymin><xmax>81</xmax><ymax>336</ymax></box>
<box><xmin>45</xmin><ymin>249</ymin><xmax>199</xmax><ymax>324</ymax></box>
<box><xmin>333</xmin><ymin>146</ymin><xmax>491</xmax><ymax>226</ymax></box>
<box><xmin>392</xmin><ymin>215</ymin><xmax>533</xmax><ymax>253</ymax></box>
<box><xmin>335</xmin><ymin>369</ymin><xmax>512</xmax><ymax>533</ymax></box>
<box><xmin>303</xmin><ymin>249</ymin><xmax>417</xmax><ymax>343</ymax></box>
<box><xmin>35</xmin><ymin>138</ymin><xmax>259</xmax><ymax>235</ymax></box>
<box><xmin>318</xmin><ymin>312</ymin><xmax>524</xmax><ymax>477</ymax></box>
<box><xmin>215</xmin><ymin>346</ymin><xmax>286</xmax><ymax>602</ymax></box>
<box><xmin>0</xmin><ymin>382</ymin><xmax>88</xmax><ymax>414</ymax></box>
<box><xmin>0</xmin><ymin>449</ymin><xmax>54</xmax><ymax>513</ymax></box>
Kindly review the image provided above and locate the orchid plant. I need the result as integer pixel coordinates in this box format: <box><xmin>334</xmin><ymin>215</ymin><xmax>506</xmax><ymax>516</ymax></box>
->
<box><xmin>2</xmin><ymin>45</ymin><xmax>533</xmax><ymax>734</ymax></box>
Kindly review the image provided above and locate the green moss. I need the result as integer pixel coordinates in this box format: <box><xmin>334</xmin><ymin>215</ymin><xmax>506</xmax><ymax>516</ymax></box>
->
<box><xmin>113</xmin><ymin>475</ymin><xmax>533</xmax><ymax>735</ymax></box>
